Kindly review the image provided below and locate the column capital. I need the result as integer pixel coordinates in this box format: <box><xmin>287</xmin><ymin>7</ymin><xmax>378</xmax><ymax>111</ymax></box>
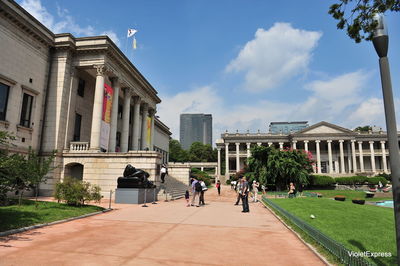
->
<box><xmin>292</xmin><ymin>140</ymin><xmax>297</xmax><ymax>143</ymax></box>
<box><xmin>358</xmin><ymin>141</ymin><xmax>363</xmax><ymax>144</ymax></box>
<box><xmin>94</xmin><ymin>64</ymin><xmax>106</xmax><ymax>76</ymax></box>
<box><xmin>246</xmin><ymin>142</ymin><xmax>251</xmax><ymax>146</ymax></box>
<box><xmin>235</xmin><ymin>142</ymin><xmax>240</xmax><ymax>146</ymax></box>
<box><xmin>338</xmin><ymin>139</ymin><xmax>344</xmax><ymax>143</ymax></box>
<box><xmin>350</xmin><ymin>139</ymin><xmax>357</xmax><ymax>143</ymax></box>
<box><xmin>369</xmin><ymin>141</ymin><xmax>375</xmax><ymax>144</ymax></box>
<box><xmin>303</xmin><ymin>140</ymin><xmax>309</xmax><ymax>143</ymax></box>
<box><xmin>315</xmin><ymin>140</ymin><xmax>321</xmax><ymax>143</ymax></box>
<box><xmin>225</xmin><ymin>143</ymin><xmax>229</xmax><ymax>147</ymax></box>
<box><xmin>123</xmin><ymin>88</ymin><xmax>133</xmax><ymax>97</ymax></box>
<box><xmin>148</xmin><ymin>108</ymin><xmax>156</xmax><ymax>117</ymax></box>
<box><xmin>217</xmin><ymin>147</ymin><xmax>221</xmax><ymax>151</ymax></box>
<box><xmin>132</xmin><ymin>96</ymin><xmax>141</xmax><ymax>104</ymax></box>
<box><xmin>110</xmin><ymin>76</ymin><xmax>120</xmax><ymax>86</ymax></box>
<box><xmin>380</xmin><ymin>140</ymin><xmax>386</xmax><ymax>144</ymax></box>
<box><xmin>279</xmin><ymin>142</ymin><xmax>284</xmax><ymax>145</ymax></box>
<box><xmin>327</xmin><ymin>140</ymin><xmax>332</xmax><ymax>143</ymax></box>
<box><xmin>141</xmin><ymin>102</ymin><xmax>149</xmax><ymax>111</ymax></box>
<box><xmin>268</xmin><ymin>142</ymin><xmax>273</xmax><ymax>145</ymax></box>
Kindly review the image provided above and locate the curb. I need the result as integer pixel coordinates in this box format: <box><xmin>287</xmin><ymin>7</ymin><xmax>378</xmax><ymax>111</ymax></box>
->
<box><xmin>260</xmin><ymin>199</ymin><xmax>332</xmax><ymax>266</ymax></box>
<box><xmin>0</xmin><ymin>208</ymin><xmax>113</xmax><ymax>237</ymax></box>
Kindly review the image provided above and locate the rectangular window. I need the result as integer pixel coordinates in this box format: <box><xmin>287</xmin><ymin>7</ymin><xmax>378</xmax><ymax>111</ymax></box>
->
<box><xmin>0</xmin><ymin>82</ymin><xmax>10</xmax><ymax>121</ymax></box>
<box><xmin>77</xmin><ymin>78</ymin><xmax>85</xmax><ymax>97</ymax></box>
<box><xmin>73</xmin><ymin>113</ymin><xmax>82</xmax><ymax>141</ymax></box>
<box><xmin>118</xmin><ymin>104</ymin><xmax>123</xmax><ymax>119</ymax></box>
<box><xmin>20</xmin><ymin>93</ymin><xmax>33</xmax><ymax>128</ymax></box>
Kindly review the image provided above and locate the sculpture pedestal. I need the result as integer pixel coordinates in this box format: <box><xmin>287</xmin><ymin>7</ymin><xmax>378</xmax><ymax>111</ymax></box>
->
<box><xmin>115</xmin><ymin>188</ymin><xmax>157</xmax><ymax>204</ymax></box>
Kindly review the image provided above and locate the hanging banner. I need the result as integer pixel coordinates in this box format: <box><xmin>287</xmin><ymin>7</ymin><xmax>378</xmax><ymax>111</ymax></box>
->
<box><xmin>100</xmin><ymin>83</ymin><xmax>113</xmax><ymax>151</ymax></box>
<box><xmin>146</xmin><ymin>116</ymin><xmax>151</xmax><ymax>147</ymax></box>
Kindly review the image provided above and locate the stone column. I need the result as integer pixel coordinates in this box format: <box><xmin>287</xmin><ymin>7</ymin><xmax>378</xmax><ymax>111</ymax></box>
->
<box><xmin>141</xmin><ymin>103</ymin><xmax>149</xmax><ymax>150</ymax></box>
<box><xmin>64</xmin><ymin>68</ymin><xmax>79</xmax><ymax>148</ymax></box>
<box><xmin>149</xmin><ymin>108</ymin><xmax>156</xmax><ymax>151</ymax></box>
<box><xmin>369</xmin><ymin>141</ymin><xmax>376</xmax><ymax>173</ymax></box>
<box><xmin>90</xmin><ymin>65</ymin><xmax>106</xmax><ymax>150</ymax></box>
<box><xmin>347</xmin><ymin>142</ymin><xmax>352</xmax><ymax>173</ymax></box>
<box><xmin>225</xmin><ymin>143</ymin><xmax>229</xmax><ymax>179</ymax></box>
<box><xmin>339</xmin><ymin>140</ymin><xmax>345</xmax><ymax>174</ymax></box>
<box><xmin>120</xmin><ymin>89</ymin><xmax>131</xmax><ymax>152</ymax></box>
<box><xmin>358</xmin><ymin>141</ymin><xmax>364</xmax><ymax>172</ymax></box>
<box><xmin>381</xmin><ymin>141</ymin><xmax>388</xmax><ymax>173</ymax></box>
<box><xmin>108</xmin><ymin>77</ymin><xmax>120</xmax><ymax>152</ymax></box>
<box><xmin>132</xmin><ymin>96</ymin><xmax>141</xmax><ymax>150</ymax></box>
<box><xmin>292</xmin><ymin>140</ymin><xmax>297</xmax><ymax>150</ymax></box>
<box><xmin>268</xmin><ymin>142</ymin><xmax>273</xmax><ymax>147</ymax></box>
<box><xmin>217</xmin><ymin>148</ymin><xmax>221</xmax><ymax>178</ymax></box>
<box><xmin>316</xmin><ymin>140</ymin><xmax>321</xmax><ymax>174</ymax></box>
<box><xmin>351</xmin><ymin>140</ymin><xmax>357</xmax><ymax>173</ymax></box>
<box><xmin>201</xmin><ymin>167</ymin><xmax>204</xmax><ymax>172</ymax></box>
<box><xmin>327</xmin><ymin>140</ymin><xmax>333</xmax><ymax>174</ymax></box>
<box><xmin>279</xmin><ymin>142</ymin><xmax>284</xmax><ymax>150</ymax></box>
<box><xmin>246</xmin><ymin>143</ymin><xmax>251</xmax><ymax>158</ymax></box>
<box><xmin>235</xmin><ymin>142</ymin><xmax>240</xmax><ymax>172</ymax></box>
<box><xmin>304</xmin><ymin>140</ymin><xmax>309</xmax><ymax>152</ymax></box>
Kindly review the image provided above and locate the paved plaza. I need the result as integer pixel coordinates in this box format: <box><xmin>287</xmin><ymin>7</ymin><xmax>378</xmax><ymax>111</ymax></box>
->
<box><xmin>0</xmin><ymin>187</ymin><xmax>325</xmax><ymax>266</ymax></box>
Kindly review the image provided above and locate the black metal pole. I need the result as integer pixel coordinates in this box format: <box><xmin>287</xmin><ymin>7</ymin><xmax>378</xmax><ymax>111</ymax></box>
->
<box><xmin>378</xmin><ymin>57</ymin><xmax>400</xmax><ymax>263</ymax></box>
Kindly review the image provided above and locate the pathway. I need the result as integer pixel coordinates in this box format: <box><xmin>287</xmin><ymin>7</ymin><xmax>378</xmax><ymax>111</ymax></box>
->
<box><xmin>0</xmin><ymin>186</ymin><xmax>325</xmax><ymax>265</ymax></box>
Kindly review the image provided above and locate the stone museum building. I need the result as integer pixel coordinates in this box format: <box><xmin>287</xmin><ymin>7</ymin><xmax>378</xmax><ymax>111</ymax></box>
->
<box><xmin>0</xmin><ymin>0</ymin><xmax>171</xmax><ymax>196</ymax></box>
<box><xmin>216</xmin><ymin>121</ymin><xmax>399</xmax><ymax>182</ymax></box>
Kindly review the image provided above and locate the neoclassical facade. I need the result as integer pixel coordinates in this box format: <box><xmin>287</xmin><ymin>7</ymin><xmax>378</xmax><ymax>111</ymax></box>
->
<box><xmin>0</xmin><ymin>1</ymin><xmax>171</xmax><ymax>196</ymax></box>
<box><xmin>216</xmin><ymin>121</ymin><xmax>398</xmax><ymax>182</ymax></box>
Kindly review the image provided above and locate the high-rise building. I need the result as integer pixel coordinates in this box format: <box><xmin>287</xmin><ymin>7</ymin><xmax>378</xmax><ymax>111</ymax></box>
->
<box><xmin>180</xmin><ymin>113</ymin><xmax>213</xmax><ymax>150</ymax></box>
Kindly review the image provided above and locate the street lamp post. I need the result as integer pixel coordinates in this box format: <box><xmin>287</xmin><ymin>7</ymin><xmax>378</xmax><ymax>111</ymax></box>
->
<box><xmin>372</xmin><ymin>13</ymin><xmax>400</xmax><ymax>263</ymax></box>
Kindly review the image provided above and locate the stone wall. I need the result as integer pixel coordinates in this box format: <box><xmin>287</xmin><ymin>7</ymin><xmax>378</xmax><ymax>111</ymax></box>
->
<box><xmin>167</xmin><ymin>163</ymin><xmax>191</xmax><ymax>185</ymax></box>
<box><xmin>40</xmin><ymin>151</ymin><xmax>162</xmax><ymax>198</ymax></box>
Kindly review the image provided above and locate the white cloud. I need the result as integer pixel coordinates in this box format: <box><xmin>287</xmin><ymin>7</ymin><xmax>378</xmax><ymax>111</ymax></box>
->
<box><xmin>226</xmin><ymin>23</ymin><xmax>322</xmax><ymax>92</ymax></box>
<box><xmin>20</xmin><ymin>0</ymin><xmax>120</xmax><ymax>46</ymax></box>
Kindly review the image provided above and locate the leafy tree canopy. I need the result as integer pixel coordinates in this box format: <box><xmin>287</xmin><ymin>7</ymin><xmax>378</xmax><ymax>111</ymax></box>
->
<box><xmin>169</xmin><ymin>140</ymin><xmax>217</xmax><ymax>163</ymax></box>
<box><xmin>329</xmin><ymin>0</ymin><xmax>400</xmax><ymax>42</ymax></box>
<box><xmin>354</xmin><ymin>125</ymin><xmax>372</xmax><ymax>132</ymax></box>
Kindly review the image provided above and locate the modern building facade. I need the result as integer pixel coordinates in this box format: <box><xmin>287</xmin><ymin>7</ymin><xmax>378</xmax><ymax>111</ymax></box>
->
<box><xmin>215</xmin><ymin>121</ymin><xmax>399</xmax><ymax>182</ymax></box>
<box><xmin>0</xmin><ymin>0</ymin><xmax>171</xmax><ymax>196</ymax></box>
<box><xmin>180</xmin><ymin>113</ymin><xmax>212</xmax><ymax>150</ymax></box>
<box><xmin>269</xmin><ymin>121</ymin><xmax>309</xmax><ymax>134</ymax></box>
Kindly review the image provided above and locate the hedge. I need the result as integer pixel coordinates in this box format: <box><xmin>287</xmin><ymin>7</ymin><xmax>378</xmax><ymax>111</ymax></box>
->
<box><xmin>367</xmin><ymin>176</ymin><xmax>388</xmax><ymax>186</ymax></box>
<box><xmin>335</xmin><ymin>176</ymin><xmax>367</xmax><ymax>185</ymax></box>
<box><xmin>309</xmin><ymin>175</ymin><xmax>335</xmax><ymax>187</ymax></box>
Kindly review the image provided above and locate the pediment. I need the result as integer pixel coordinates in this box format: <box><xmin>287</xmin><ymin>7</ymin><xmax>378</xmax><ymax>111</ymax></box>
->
<box><xmin>295</xmin><ymin>121</ymin><xmax>354</xmax><ymax>135</ymax></box>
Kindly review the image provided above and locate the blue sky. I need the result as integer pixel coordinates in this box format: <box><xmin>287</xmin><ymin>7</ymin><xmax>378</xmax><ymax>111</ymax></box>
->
<box><xmin>19</xmin><ymin>0</ymin><xmax>400</xmax><ymax>142</ymax></box>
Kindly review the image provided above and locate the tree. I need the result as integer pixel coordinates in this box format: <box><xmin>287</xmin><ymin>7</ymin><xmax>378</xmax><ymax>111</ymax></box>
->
<box><xmin>188</xmin><ymin>142</ymin><xmax>216</xmax><ymax>162</ymax></box>
<box><xmin>247</xmin><ymin>145</ymin><xmax>272</xmax><ymax>186</ymax></box>
<box><xmin>169</xmin><ymin>139</ymin><xmax>188</xmax><ymax>162</ymax></box>
<box><xmin>355</xmin><ymin>125</ymin><xmax>372</xmax><ymax>132</ymax></box>
<box><xmin>26</xmin><ymin>147</ymin><xmax>56</xmax><ymax>204</ymax></box>
<box><xmin>329</xmin><ymin>0</ymin><xmax>400</xmax><ymax>42</ymax></box>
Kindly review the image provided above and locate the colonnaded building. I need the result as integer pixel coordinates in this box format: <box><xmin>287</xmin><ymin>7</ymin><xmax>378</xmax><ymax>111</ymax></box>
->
<box><xmin>0</xmin><ymin>0</ymin><xmax>171</xmax><ymax>196</ymax></box>
<box><xmin>215</xmin><ymin>121</ymin><xmax>399</xmax><ymax>182</ymax></box>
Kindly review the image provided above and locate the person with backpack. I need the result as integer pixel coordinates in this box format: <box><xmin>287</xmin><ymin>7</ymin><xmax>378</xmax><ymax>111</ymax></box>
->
<box><xmin>191</xmin><ymin>177</ymin><xmax>202</xmax><ymax>207</ymax></box>
<box><xmin>199</xmin><ymin>180</ymin><xmax>207</xmax><ymax>205</ymax></box>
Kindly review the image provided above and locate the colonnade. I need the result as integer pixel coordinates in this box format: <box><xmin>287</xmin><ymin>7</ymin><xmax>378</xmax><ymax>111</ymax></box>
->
<box><xmin>89</xmin><ymin>66</ymin><xmax>155</xmax><ymax>152</ymax></box>
<box><xmin>217</xmin><ymin>139</ymin><xmax>389</xmax><ymax>179</ymax></box>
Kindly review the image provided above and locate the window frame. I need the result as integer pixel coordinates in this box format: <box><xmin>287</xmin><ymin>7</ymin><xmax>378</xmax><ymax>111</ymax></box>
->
<box><xmin>0</xmin><ymin>82</ymin><xmax>10</xmax><ymax>121</ymax></box>
<box><xmin>19</xmin><ymin>92</ymin><xmax>34</xmax><ymax>128</ymax></box>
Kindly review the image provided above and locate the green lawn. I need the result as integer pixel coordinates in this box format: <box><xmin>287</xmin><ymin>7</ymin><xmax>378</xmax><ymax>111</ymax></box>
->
<box><xmin>0</xmin><ymin>199</ymin><xmax>104</xmax><ymax>232</ymax></box>
<box><xmin>268</xmin><ymin>197</ymin><xmax>396</xmax><ymax>265</ymax></box>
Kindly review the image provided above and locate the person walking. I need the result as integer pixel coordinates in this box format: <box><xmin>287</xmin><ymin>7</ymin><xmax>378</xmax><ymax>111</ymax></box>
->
<box><xmin>216</xmin><ymin>180</ymin><xmax>221</xmax><ymax>196</ymax></box>
<box><xmin>160</xmin><ymin>164</ymin><xmax>167</xmax><ymax>183</ymax></box>
<box><xmin>191</xmin><ymin>178</ymin><xmax>202</xmax><ymax>207</ymax></box>
<box><xmin>252</xmin><ymin>180</ymin><xmax>259</xmax><ymax>202</ymax></box>
<box><xmin>199</xmin><ymin>180</ymin><xmax>207</xmax><ymax>205</ymax></box>
<box><xmin>234</xmin><ymin>177</ymin><xmax>242</xmax><ymax>205</ymax></box>
<box><xmin>241</xmin><ymin>177</ymin><xmax>250</xmax><ymax>212</ymax></box>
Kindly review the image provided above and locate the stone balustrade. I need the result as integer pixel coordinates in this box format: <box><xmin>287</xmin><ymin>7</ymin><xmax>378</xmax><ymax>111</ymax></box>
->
<box><xmin>70</xmin><ymin>141</ymin><xmax>90</xmax><ymax>151</ymax></box>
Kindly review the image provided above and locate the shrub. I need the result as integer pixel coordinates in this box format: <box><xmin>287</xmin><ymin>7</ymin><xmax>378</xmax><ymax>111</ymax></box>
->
<box><xmin>367</xmin><ymin>176</ymin><xmax>388</xmax><ymax>186</ymax></box>
<box><xmin>226</xmin><ymin>179</ymin><xmax>231</xmax><ymax>185</ymax></box>
<box><xmin>191</xmin><ymin>169</ymin><xmax>212</xmax><ymax>187</ymax></box>
<box><xmin>54</xmin><ymin>177</ymin><xmax>102</xmax><ymax>206</ymax></box>
<box><xmin>309</xmin><ymin>175</ymin><xmax>335</xmax><ymax>187</ymax></box>
<box><xmin>378</xmin><ymin>173</ymin><xmax>391</xmax><ymax>182</ymax></box>
<box><xmin>334</xmin><ymin>176</ymin><xmax>367</xmax><ymax>185</ymax></box>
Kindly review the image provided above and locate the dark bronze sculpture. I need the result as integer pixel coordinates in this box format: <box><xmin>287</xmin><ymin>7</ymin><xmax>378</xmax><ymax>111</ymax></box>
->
<box><xmin>117</xmin><ymin>164</ymin><xmax>156</xmax><ymax>188</ymax></box>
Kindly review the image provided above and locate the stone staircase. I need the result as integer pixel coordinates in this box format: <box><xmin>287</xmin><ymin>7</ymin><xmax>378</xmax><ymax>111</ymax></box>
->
<box><xmin>157</xmin><ymin>175</ymin><xmax>189</xmax><ymax>201</ymax></box>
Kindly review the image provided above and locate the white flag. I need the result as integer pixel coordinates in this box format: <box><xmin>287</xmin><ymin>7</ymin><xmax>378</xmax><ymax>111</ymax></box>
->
<box><xmin>127</xmin><ymin>29</ymin><xmax>137</xmax><ymax>38</ymax></box>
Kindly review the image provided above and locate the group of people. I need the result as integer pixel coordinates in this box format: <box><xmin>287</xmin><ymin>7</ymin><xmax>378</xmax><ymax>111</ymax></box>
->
<box><xmin>186</xmin><ymin>177</ymin><xmax>209</xmax><ymax>207</ymax></box>
<box><xmin>233</xmin><ymin>176</ymin><xmax>258</xmax><ymax>213</ymax></box>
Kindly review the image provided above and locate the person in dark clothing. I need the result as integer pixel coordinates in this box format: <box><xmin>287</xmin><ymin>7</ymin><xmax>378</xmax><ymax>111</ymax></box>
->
<box><xmin>241</xmin><ymin>177</ymin><xmax>249</xmax><ymax>212</ymax></box>
<box><xmin>234</xmin><ymin>177</ymin><xmax>242</xmax><ymax>205</ymax></box>
<box><xmin>216</xmin><ymin>180</ymin><xmax>221</xmax><ymax>196</ymax></box>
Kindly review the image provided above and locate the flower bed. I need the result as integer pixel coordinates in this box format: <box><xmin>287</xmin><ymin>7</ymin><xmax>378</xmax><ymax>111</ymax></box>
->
<box><xmin>352</xmin><ymin>199</ymin><xmax>365</xmax><ymax>205</ymax></box>
<box><xmin>334</xmin><ymin>195</ymin><xmax>346</xmax><ymax>201</ymax></box>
